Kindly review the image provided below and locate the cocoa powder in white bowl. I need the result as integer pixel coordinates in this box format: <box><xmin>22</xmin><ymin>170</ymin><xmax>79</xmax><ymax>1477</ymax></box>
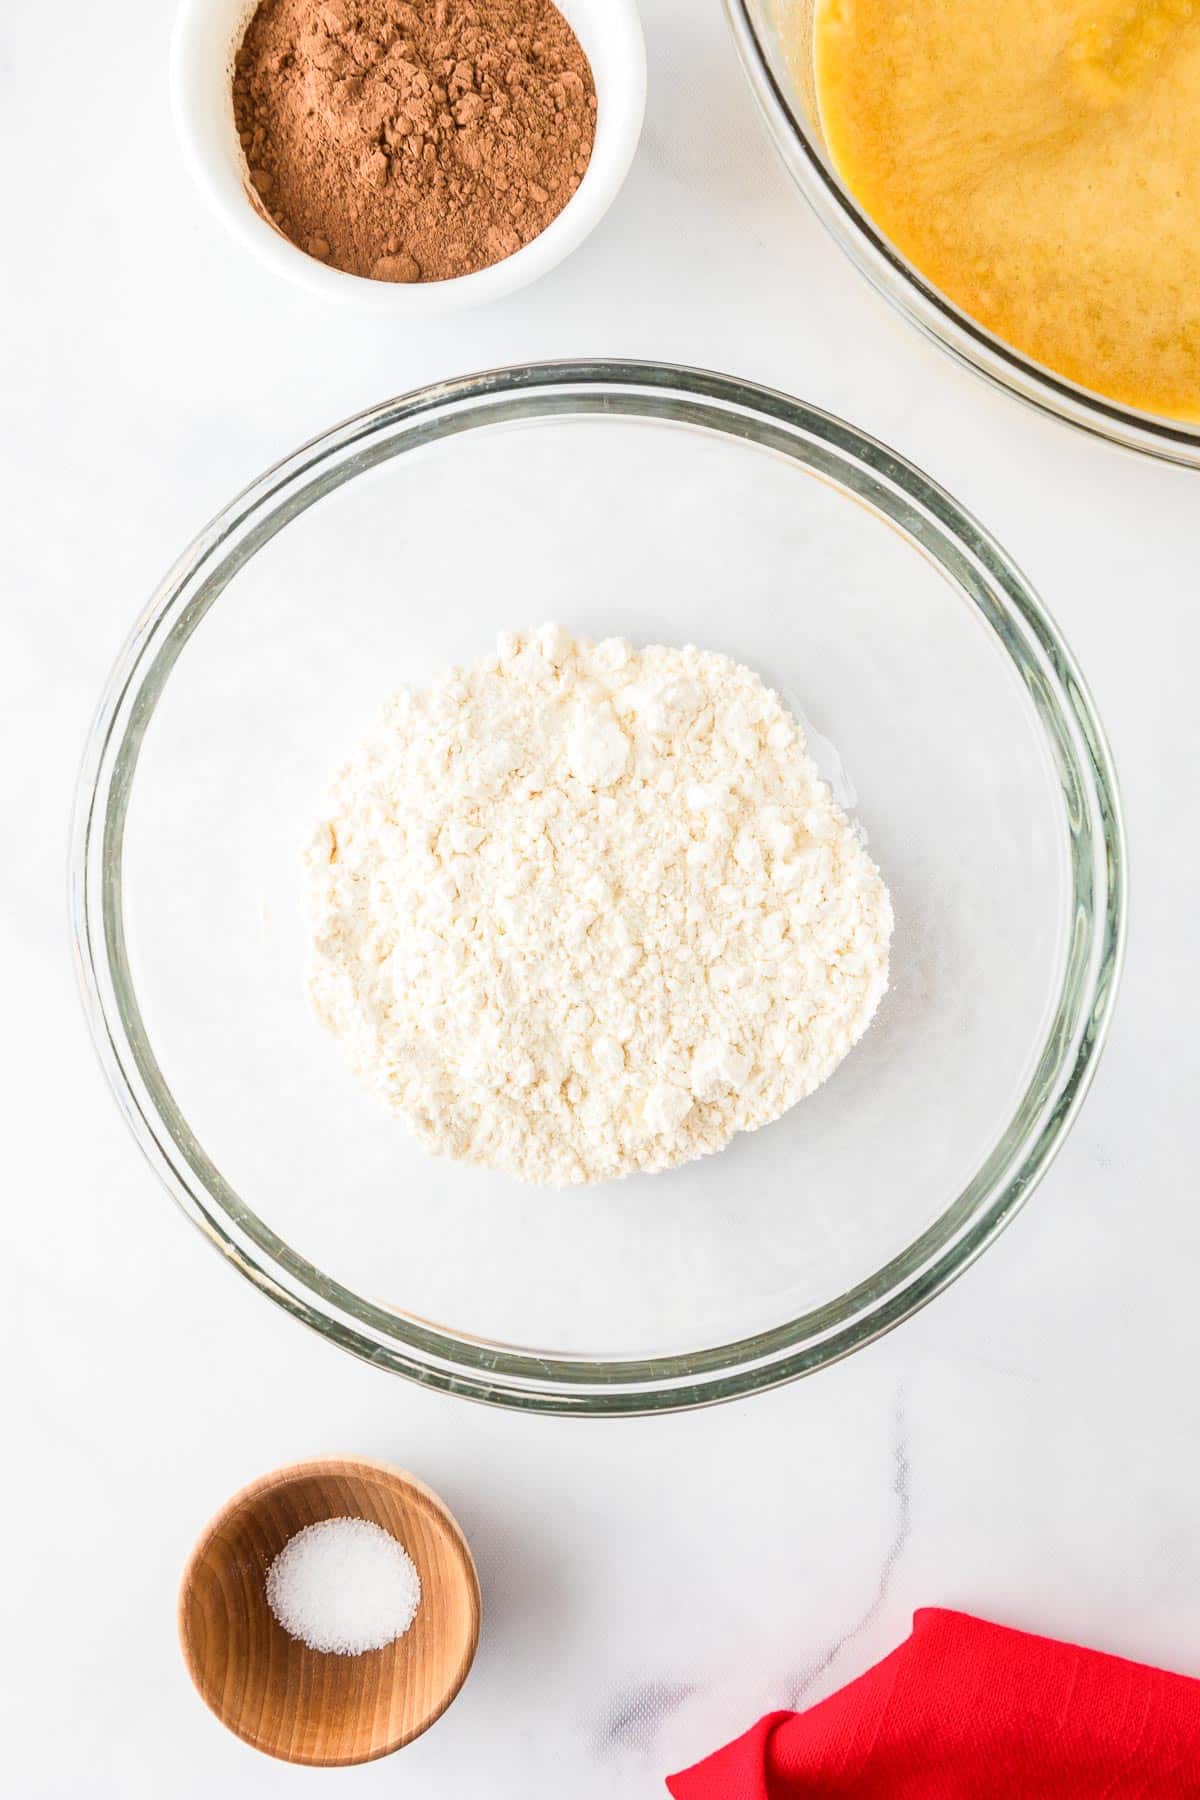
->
<box><xmin>170</xmin><ymin>0</ymin><xmax>645</xmax><ymax>311</ymax></box>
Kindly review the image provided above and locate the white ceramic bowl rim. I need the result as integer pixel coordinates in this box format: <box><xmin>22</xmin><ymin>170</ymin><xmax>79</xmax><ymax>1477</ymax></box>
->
<box><xmin>170</xmin><ymin>0</ymin><xmax>646</xmax><ymax>311</ymax></box>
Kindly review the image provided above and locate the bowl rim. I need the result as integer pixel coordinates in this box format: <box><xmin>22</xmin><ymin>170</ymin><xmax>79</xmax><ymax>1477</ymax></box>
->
<box><xmin>723</xmin><ymin>0</ymin><xmax>1200</xmax><ymax>469</ymax></box>
<box><xmin>70</xmin><ymin>359</ymin><xmax>1127</xmax><ymax>1415</ymax></box>
<box><xmin>169</xmin><ymin>0</ymin><xmax>647</xmax><ymax>313</ymax></box>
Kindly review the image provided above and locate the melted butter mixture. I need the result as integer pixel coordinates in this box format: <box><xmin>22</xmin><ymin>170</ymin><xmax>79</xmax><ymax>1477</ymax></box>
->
<box><xmin>814</xmin><ymin>0</ymin><xmax>1200</xmax><ymax>419</ymax></box>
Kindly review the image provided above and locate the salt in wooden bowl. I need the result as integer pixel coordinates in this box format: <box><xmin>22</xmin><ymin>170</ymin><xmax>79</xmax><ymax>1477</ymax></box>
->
<box><xmin>178</xmin><ymin>1456</ymin><xmax>480</xmax><ymax>1766</ymax></box>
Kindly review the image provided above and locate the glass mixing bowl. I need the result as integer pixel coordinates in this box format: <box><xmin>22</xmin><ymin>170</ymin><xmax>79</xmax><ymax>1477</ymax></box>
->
<box><xmin>72</xmin><ymin>363</ymin><xmax>1125</xmax><ymax>1414</ymax></box>
<box><xmin>726</xmin><ymin>0</ymin><xmax>1200</xmax><ymax>468</ymax></box>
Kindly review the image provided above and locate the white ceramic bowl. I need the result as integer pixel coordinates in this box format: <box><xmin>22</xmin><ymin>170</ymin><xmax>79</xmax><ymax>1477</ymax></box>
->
<box><xmin>170</xmin><ymin>0</ymin><xmax>646</xmax><ymax>311</ymax></box>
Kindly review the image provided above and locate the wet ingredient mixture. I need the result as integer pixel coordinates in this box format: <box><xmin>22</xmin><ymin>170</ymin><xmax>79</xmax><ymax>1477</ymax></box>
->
<box><xmin>815</xmin><ymin>0</ymin><xmax>1200</xmax><ymax>419</ymax></box>
<box><xmin>306</xmin><ymin>627</ymin><xmax>892</xmax><ymax>1186</ymax></box>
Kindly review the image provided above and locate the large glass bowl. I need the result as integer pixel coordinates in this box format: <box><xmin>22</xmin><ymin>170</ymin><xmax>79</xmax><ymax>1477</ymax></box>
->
<box><xmin>72</xmin><ymin>363</ymin><xmax>1125</xmax><ymax>1414</ymax></box>
<box><xmin>726</xmin><ymin>0</ymin><xmax>1200</xmax><ymax>468</ymax></box>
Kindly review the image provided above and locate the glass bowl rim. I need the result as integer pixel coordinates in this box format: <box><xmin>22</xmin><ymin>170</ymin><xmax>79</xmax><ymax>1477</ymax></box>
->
<box><xmin>70</xmin><ymin>359</ymin><xmax>1127</xmax><ymax>1415</ymax></box>
<box><xmin>724</xmin><ymin>0</ymin><xmax>1200</xmax><ymax>469</ymax></box>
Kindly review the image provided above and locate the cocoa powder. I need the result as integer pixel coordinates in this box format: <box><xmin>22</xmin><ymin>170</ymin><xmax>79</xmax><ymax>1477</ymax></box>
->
<box><xmin>232</xmin><ymin>0</ymin><xmax>597</xmax><ymax>282</ymax></box>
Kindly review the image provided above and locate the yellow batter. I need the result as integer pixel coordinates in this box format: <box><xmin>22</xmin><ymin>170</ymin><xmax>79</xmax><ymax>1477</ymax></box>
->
<box><xmin>814</xmin><ymin>0</ymin><xmax>1200</xmax><ymax>419</ymax></box>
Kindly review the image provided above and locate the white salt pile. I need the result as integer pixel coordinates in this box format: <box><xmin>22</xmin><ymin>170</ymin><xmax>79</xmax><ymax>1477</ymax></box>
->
<box><xmin>265</xmin><ymin>1516</ymin><xmax>421</xmax><ymax>1655</ymax></box>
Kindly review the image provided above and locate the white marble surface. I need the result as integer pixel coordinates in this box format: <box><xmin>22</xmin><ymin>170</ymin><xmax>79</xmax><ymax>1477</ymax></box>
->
<box><xmin>4</xmin><ymin>1</ymin><xmax>1198</xmax><ymax>1793</ymax></box>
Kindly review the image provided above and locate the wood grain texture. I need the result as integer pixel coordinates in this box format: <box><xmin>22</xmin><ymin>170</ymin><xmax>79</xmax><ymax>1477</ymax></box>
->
<box><xmin>178</xmin><ymin>1457</ymin><xmax>480</xmax><ymax>1767</ymax></box>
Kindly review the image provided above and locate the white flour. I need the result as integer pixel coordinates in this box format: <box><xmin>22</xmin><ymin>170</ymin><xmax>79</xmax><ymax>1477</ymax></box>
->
<box><xmin>306</xmin><ymin>626</ymin><xmax>892</xmax><ymax>1185</ymax></box>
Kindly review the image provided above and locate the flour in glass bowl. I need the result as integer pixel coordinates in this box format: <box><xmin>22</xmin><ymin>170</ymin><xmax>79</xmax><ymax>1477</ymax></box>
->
<box><xmin>305</xmin><ymin>626</ymin><xmax>893</xmax><ymax>1186</ymax></box>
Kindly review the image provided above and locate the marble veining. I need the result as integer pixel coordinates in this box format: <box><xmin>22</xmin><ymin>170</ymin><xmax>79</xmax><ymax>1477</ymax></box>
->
<box><xmin>783</xmin><ymin>1385</ymin><xmax>911</xmax><ymax>1710</ymax></box>
<box><xmin>593</xmin><ymin>1681</ymin><xmax>699</xmax><ymax>1756</ymax></box>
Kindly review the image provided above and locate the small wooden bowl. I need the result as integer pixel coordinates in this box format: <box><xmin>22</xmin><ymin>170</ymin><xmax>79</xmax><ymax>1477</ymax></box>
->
<box><xmin>178</xmin><ymin>1457</ymin><xmax>480</xmax><ymax>1766</ymax></box>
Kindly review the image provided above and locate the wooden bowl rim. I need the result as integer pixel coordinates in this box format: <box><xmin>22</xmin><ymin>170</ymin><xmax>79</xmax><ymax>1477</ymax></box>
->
<box><xmin>178</xmin><ymin>1455</ymin><xmax>481</xmax><ymax>1766</ymax></box>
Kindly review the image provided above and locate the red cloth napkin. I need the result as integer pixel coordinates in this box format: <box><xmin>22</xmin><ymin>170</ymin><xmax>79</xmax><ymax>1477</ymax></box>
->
<box><xmin>667</xmin><ymin>1609</ymin><xmax>1200</xmax><ymax>1797</ymax></box>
